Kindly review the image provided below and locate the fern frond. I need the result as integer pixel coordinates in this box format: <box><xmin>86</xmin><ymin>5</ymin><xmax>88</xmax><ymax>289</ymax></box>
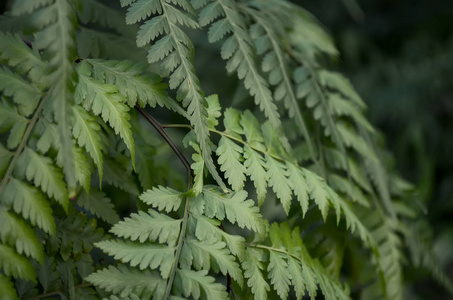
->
<box><xmin>75</xmin><ymin>61</ymin><xmax>135</xmax><ymax>168</ymax></box>
<box><xmin>0</xmin><ymin>207</ymin><xmax>43</xmax><ymax>263</ymax></box>
<box><xmin>191</xmin><ymin>185</ymin><xmax>267</xmax><ymax>235</ymax></box>
<box><xmin>15</xmin><ymin>147</ymin><xmax>69</xmax><ymax>211</ymax></box>
<box><xmin>199</xmin><ymin>0</ymin><xmax>288</xmax><ymax>148</ymax></box>
<box><xmin>122</xmin><ymin>0</ymin><xmax>226</xmax><ymax>191</ymax></box>
<box><xmin>111</xmin><ymin>209</ymin><xmax>181</xmax><ymax>246</ymax></box>
<box><xmin>216</xmin><ymin>136</ymin><xmax>246</xmax><ymax>191</ymax></box>
<box><xmin>0</xmin><ymin>244</ymin><xmax>35</xmax><ymax>282</ymax></box>
<box><xmin>103</xmin><ymin>157</ymin><xmax>140</xmax><ymax>196</ymax></box>
<box><xmin>96</xmin><ymin>240</ymin><xmax>175</xmax><ymax>278</ymax></box>
<box><xmin>0</xmin><ymin>100</ymin><xmax>28</xmax><ymax>150</ymax></box>
<box><xmin>139</xmin><ymin>185</ymin><xmax>185</xmax><ymax>213</ymax></box>
<box><xmin>1</xmin><ymin>178</ymin><xmax>55</xmax><ymax>235</ymax></box>
<box><xmin>174</xmin><ymin>269</ymin><xmax>228</xmax><ymax>300</ymax></box>
<box><xmin>242</xmin><ymin>247</ymin><xmax>270</xmax><ymax>300</ymax></box>
<box><xmin>77</xmin><ymin>190</ymin><xmax>120</xmax><ymax>225</ymax></box>
<box><xmin>0</xmin><ymin>66</ymin><xmax>42</xmax><ymax>116</ymax></box>
<box><xmin>0</xmin><ymin>144</ymin><xmax>12</xmax><ymax>177</ymax></box>
<box><xmin>86</xmin><ymin>264</ymin><xmax>166</xmax><ymax>299</ymax></box>
<box><xmin>0</xmin><ymin>32</ymin><xmax>47</xmax><ymax>85</ymax></box>
<box><xmin>181</xmin><ymin>238</ymin><xmax>243</xmax><ymax>286</ymax></box>
<box><xmin>72</xmin><ymin>143</ymin><xmax>92</xmax><ymax>192</ymax></box>
<box><xmin>0</xmin><ymin>274</ymin><xmax>18</xmax><ymax>300</ymax></box>
<box><xmin>72</xmin><ymin>104</ymin><xmax>104</xmax><ymax>180</ymax></box>
<box><xmin>86</xmin><ymin>59</ymin><xmax>186</xmax><ymax>116</ymax></box>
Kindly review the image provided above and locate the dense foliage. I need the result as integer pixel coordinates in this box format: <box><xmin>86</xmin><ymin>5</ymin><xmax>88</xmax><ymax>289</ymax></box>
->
<box><xmin>0</xmin><ymin>0</ymin><xmax>451</xmax><ymax>299</ymax></box>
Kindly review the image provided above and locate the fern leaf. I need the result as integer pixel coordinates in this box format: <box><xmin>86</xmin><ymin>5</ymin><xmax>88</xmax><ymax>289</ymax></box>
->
<box><xmin>304</xmin><ymin>168</ymin><xmax>330</xmax><ymax>221</ymax></box>
<box><xmin>270</xmin><ymin>251</ymin><xmax>295</xmax><ymax>299</ymax></box>
<box><xmin>319</xmin><ymin>70</ymin><xmax>365</xmax><ymax>109</ymax></box>
<box><xmin>0</xmin><ymin>101</ymin><xmax>28</xmax><ymax>150</ymax></box>
<box><xmin>195</xmin><ymin>185</ymin><xmax>267</xmax><ymax>235</ymax></box>
<box><xmin>15</xmin><ymin>148</ymin><xmax>69</xmax><ymax>211</ymax></box>
<box><xmin>0</xmin><ymin>274</ymin><xmax>18</xmax><ymax>300</ymax></box>
<box><xmin>72</xmin><ymin>104</ymin><xmax>104</xmax><ymax>180</ymax></box>
<box><xmin>182</xmin><ymin>238</ymin><xmax>243</xmax><ymax>287</ymax></box>
<box><xmin>191</xmin><ymin>214</ymin><xmax>245</xmax><ymax>260</ymax></box>
<box><xmin>103</xmin><ymin>157</ymin><xmax>139</xmax><ymax>196</ymax></box>
<box><xmin>200</xmin><ymin>0</ymin><xmax>282</xmax><ymax>134</ymax></box>
<box><xmin>174</xmin><ymin>269</ymin><xmax>228</xmax><ymax>300</ymax></box>
<box><xmin>122</xmin><ymin>0</ymin><xmax>226</xmax><ymax>191</ymax></box>
<box><xmin>76</xmin><ymin>61</ymin><xmax>135</xmax><ymax>168</ymax></box>
<box><xmin>0</xmin><ymin>144</ymin><xmax>13</xmax><ymax>178</ymax></box>
<box><xmin>286</xmin><ymin>163</ymin><xmax>310</xmax><ymax>217</ymax></box>
<box><xmin>139</xmin><ymin>185</ymin><xmax>185</xmax><ymax>212</ymax></box>
<box><xmin>265</xmin><ymin>155</ymin><xmax>293</xmax><ymax>214</ymax></box>
<box><xmin>35</xmin><ymin>120</ymin><xmax>59</xmax><ymax>154</ymax></box>
<box><xmin>86</xmin><ymin>264</ymin><xmax>166</xmax><ymax>299</ymax></box>
<box><xmin>242</xmin><ymin>247</ymin><xmax>270</xmax><ymax>300</ymax></box>
<box><xmin>87</xmin><ymin>59</ymin><xmax>185</xmax><ymax>115</ymax></box>
<box><xmin>1</xmin><ymin>178</ymin><xmax>55</xmax><ymax>235</ymax></box>
<box><xmin>77</xmin><ymin>190</ymin><xmax>120</xmax><ymax>225</ymax></box>
<box><xmin>110</xmin><ymin>209</ymin><xmax>181</xmax><ymax>246</ymax></box>
<box><xmin>0</xmin><ymin>32</ymin><xmax>47</xmax><ymax>85</ymax></box>
<box><xmin>0</xmin><ymin>66</ymin><xmax>41</xmax><ymax>116</ymax></box>
<box><xmin>95</xmin><ymin>240</ymin><xmax>175</xmax><ymax>279</ymax></box>
<box><xmin>36</xmin><ymin>256</ymin><xmax>60</xmax><ymax>294</ymax></box>
<box><xmin>243</xmin><ymin>146</ymin><xmax>268</xmax><ymax>205</ymax></box>
<box><xmin>72</xmin><ymin>145</ymin><xmax>91</xmax><ymax>192</ymax></box>
<box><xmin>0</xmin><ymin>207</ymin><xmax>43</xmax><ymax>263</ymax></box>
<box><xmin>0</xmin><ymin>244</ymin><xmax>35</xmax><ymax>282</ymax></box>
<box><xmin>216</xmin><ymin>136</ymin><xmax>246</xmax><ymax>191</ymax></box>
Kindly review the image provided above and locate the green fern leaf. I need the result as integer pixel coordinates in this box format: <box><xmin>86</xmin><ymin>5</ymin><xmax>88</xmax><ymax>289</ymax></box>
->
<box><xmin>1</xmin><ymin>178</ymin><xmax>55</xmax><ymax>235</ymax></box>
<box><xmin>77</xmin><ymin>190</ymin><xmax>120</xmax><ymax>225</ymax></box>
<box><xmin>206</xmin><ymin>94</ymin><xmax>221</xmax><ymax>128</ymax></box>
<box><xmin>15</xmin><ymin>147</ymin><xmax>69</xmax><ymax>211</ymax></box>
<box><xmin>201</xmin><ymin>0</ymin><xmax>282</xmax><ymax>131</ymax></box>
<box><xmin>319</xmin><ymin>70</ymin><xmax>365</xmax><ymax>109</ymax></box>
<box><xmin>110</xmin><ymin>209</ymin><xmax>181</xmax><ymax>246</ymax></box>
<box><xmin>72</xmin><ymin>145</ymin><xmax>91</xmax><ymax>192</ymax></box>
<box><xmin>0</xmin><ymin>101</ymin><xmax>28</xmax><ymax>150</ymax></box>
<box><xmin>182</xmin><ymin>238</ymin><xmax>243</xmax><ymax>287</ymax></box>
<box><xmin>0</xmin><ymin>144</ymin><xmax>12</xmax><ymax>178</ymax></box>
<box><xmin>0</xmin><ymin>207</ymin><xmax>43</xmax><ymax>263</ymax></box>
<box><xmin>96</xmin><ymin>240</ymin><xmax>175</xmax><ymax>278</ymax></box>
<box><xmin>0</xmin><ymin>66</ymin><xmax>41</xmax><ymax>116</ymax></box>
<box><xmin>268</xmin><ymin>251</ymin><xmax>292</xmax><ymax>299</ymax></box>
<box><xmin>243</xmin><ymin>146</ymin><xmax>268</xmax><ymax>205</ymax></box>
<box><xmin>191</xmin><ymin>214</ymin><xmax>245</xmax><ymax>260</ymax></box>
<box><xmin>75</xmin><ymin>61</ymin><xmax>135</xmax><ymax>168</ymax></box>
<box><xmin>87</xmin><ymin>59</ymin><xmax>185</xmax><ymax>115</ymax></box>
<box><xmin>0</xmin><ymin>32</ymin><xmax>47</xmax><ymax>85</ymax></box>
<box><xmin>265</xmin><ymin>155</ymin><xmax>293</xmax><ymax>214</ymax></box>
<box><xmin>72</xmin><ymin>104</ymin><xmax>104</xmax><ymax>180</ymax></box>
<box><xmin>103</xmin><ymin>157</ymin><xmax>140</xmax><ymax>196</ymax></box>
<box><xmin>216</xmin><ymin>136</ymin><xmax>246</xmax><ymax>191</ymax></box>
<box><xmin>174</xmin><ymin>269</ymin><xmax>228</xmax><ymax>300</ymax></box>
<box><xmin>86</xmin><ymin>264</ymin><xmax>166</xmax><ymax>299</ymax></box>
<box><xmin>195</xmin><ymin>185</ymin><xmax>267</xmax><ymax>235</ymax></box>
<box><xmin>36</xmin><ymin>256</ymin><xmax>60</xmax><ymax>294</ymax></box>
<box><xmin>35</xmin><ymin>120</ymin><xmax>59</xmax><ymax>154</ymax></box>
<box><xmin>242</xmin><ymin>247</ymin><xmax>270</xmax><ymax>300</ymax></box>
<box><xmin>0</xmin><ymin>244</ymin><xmax>35</xmax><ymax>282</ymax></box>
<box><xmin>122</xmin><ymin>0</ymin><xmax>226</xmax><ymax>191</ymax></box>
<box><xmin>140</xmin><ymin>185</ymin><xmax>185</xmax><ymax>212</ymax></box>
<box><xmin>286</xmin><ymin>163</ymin><xmax>310</xmax><ymax>217</ymax></box>
<box><xmin>0</xmin><ymin>274</ymin><xmax>18</xmax><ymax>300</ymax></box>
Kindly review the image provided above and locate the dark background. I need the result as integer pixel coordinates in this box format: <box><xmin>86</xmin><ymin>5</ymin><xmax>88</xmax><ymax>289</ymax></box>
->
<box><xmin>299</xmin><ymin>0</ymin><xmax>453</xmax><ymax>298</ymax></box>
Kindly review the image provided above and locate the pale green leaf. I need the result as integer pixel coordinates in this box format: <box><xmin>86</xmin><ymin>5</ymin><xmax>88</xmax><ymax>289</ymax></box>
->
<box><xmin>287</xmin><ymin>163</ymin><xmax>310</xmax><ymax>217</ymax></box>
<box><xmin>96</xmin><ymin>240</ymin><xmax>175</xmax><ymax>279</ymax></box>
<box><xmin>0</xmin><ymin>244</ymin><xmax>36</xmax><ymax>282</ymax></box>
<box><xmin>175</xmin><ymin>269</ymin><xmax>228</xmax><ymax>300</ymax></box>
<box><xmin>1</xmin><ymin>178</ymin><xmax>55</xmax><ymax>235</ymax></box>
<box><xmin>86</xmin><ymin>264</ymin><xmax>166</xmax><ymax>299</ymax></box>
<box><xmin>183</xmin><ymin>238</ymin><xmax>243</xmax><ymax>287</ymax></box>
<box><xmin>268</xmin><ymin>251</ymin><xmax>291</xmax><ymax>299</ymax></box>
<box><xmin>73</xmin><ymin>146</ymin><xmax>91</xmax><ymax>192</ymax></box>
<box><xmin>216</xmin><ymin>136</ymin><xmax>246</xmax><ymax>191</ymax></box>
<box><xmin>15</xmin><ymin>147</ymin><xmax>69</xmax><ymax>211</ymax></box>
<box><xmin>243</xmin><ymin>146</ymin><xmax>268</xmax><ymax>205</ymax></box>
<box><xmin>139</xmin><ymin>185</ymin><xmax>185</xmax><ymax>212</ymax></box>
<box><xmin>72</xmin><ymin>104</ymin><xmax>104</xmax><ymax>180</ymax></box>
<box><xmin>0</xmin><ymin>207</ymin><xmax>44</xmax><ymax>263</ymax></box>
<box><xmin>304</xmin><ymin>169</ymin><xmax>330</xmax><ymax>221</ymax></box>
<box><xmin>265</xmin><ymin>155</ymin><xmax>293</xmax><ymax>214</ymax></box>
<box><xmin>242</xmin><ymin>247</ymin><xmax>270</xmax><ymax>300</ymax></box>
<box><xmin>111</xmin><ymin>209</ymin><xmax>181</xmax><ymax>246</ymax></box>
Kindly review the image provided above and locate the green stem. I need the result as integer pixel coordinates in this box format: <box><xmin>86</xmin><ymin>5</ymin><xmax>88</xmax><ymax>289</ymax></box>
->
<box><xmin>0</xmin><ymin>86</ymin><xmax>54</xmax><ymax>197</ymax></box>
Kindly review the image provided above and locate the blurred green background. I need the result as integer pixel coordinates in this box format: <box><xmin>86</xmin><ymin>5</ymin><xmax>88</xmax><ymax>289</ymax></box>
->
<box><xmin>299</xmin><ymin>0</ymin><xmax>453</xmax><ymax>298</ymax></box>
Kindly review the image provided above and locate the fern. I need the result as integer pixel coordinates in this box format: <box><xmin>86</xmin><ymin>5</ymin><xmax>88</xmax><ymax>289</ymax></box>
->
<box><xmin>1</xmin><ymin>1</ymin><xmax>450</xmax><ymax>299</ymax></box>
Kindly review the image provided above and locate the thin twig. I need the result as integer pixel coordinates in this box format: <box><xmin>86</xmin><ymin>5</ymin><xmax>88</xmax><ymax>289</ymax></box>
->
<box><xmin>135</xmin><ymin>105</ymin><xmax>193</xmax><ymax>180</ymax></box>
